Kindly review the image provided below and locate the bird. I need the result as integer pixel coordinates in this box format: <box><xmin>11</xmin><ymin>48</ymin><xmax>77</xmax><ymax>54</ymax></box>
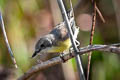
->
<box><xmin>32</xmin><ymin>12</ymin><xmax>79</xmax><ymax>58</ymax></box>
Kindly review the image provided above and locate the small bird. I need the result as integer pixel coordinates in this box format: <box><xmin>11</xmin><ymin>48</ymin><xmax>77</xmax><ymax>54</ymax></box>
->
<box><xmin>32</xmin><ymin>9</ymin><xmax>79</xmax><ymax>58</ymax></box>
<box><xmin>32</xmin><ymin>22</ymin><xmax>79</xmax><ymax>58</ymax></box>
<box><xmin>32</xmin><ymin>20</ymin><xmax>79</xmax><ymax>58</ymax></box>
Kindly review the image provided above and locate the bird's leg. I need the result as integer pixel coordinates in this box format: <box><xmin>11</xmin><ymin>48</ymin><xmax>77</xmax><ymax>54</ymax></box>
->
<box><xmin>60</xmin><ymin>53</ymin><xmax>66</xmax><ymax>62</ymax></box>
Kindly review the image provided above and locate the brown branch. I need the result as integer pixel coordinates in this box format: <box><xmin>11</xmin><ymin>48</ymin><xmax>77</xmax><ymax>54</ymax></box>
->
<box><xmin>96</xmin><ymin>6</ymin><xmax>105</xmax><ymax>23</ymax></box>
<box><xmin>87</xmin><ymin>1</ymin><xmax>106</xmax><ymax>80</ymax></box>
<box><xmin>87</xmin><ymin>2</ymin><xmax>96</xmax><ymax>80</ymax></box>
<box><xmin>91</xmin><ymin>0</ymin><xmax>105</xmax><ymax>23</ymax></box>
<box><xmin>18</xmin><ymin>43</ymin><xmax>120</xmax><ymax>80</ymax></box>
<box><xmin>67</xmin><ymin>0</ymin><xmax>105</xmax><ymax>23</ymax></box>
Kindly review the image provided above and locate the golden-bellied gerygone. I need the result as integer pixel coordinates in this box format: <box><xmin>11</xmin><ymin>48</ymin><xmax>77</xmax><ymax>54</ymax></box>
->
<box><xmin>32</xmin><ymin>10</ymin><xmax>79</xmax><ymax>59</ymax></box>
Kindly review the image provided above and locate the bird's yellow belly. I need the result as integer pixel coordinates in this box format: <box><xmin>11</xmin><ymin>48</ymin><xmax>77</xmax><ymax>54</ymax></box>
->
<box><xmin>47</xmin><ymin>38</ymin><xmax>71</xmax><ymax>53</ymax></box>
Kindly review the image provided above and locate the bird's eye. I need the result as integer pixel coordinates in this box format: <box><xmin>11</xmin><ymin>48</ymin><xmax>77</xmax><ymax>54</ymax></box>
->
<box><xmin>41</xmin><ymin>44</ymin><xmax>45</xmax><ymax>47</ymax></box>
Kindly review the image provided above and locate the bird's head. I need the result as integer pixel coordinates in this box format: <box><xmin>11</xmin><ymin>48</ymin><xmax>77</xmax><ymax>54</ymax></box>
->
<box><xmin>32</xmin><ymin>37</ymin><xmax>52</xmax><ymax>58</ymax></box>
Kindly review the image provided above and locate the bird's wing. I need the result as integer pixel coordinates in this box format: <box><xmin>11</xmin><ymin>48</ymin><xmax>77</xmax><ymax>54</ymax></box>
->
<box><xmin>50</xmin><ymin>22</ymin><xmax>69</xmax><ymax>41</ymax></box>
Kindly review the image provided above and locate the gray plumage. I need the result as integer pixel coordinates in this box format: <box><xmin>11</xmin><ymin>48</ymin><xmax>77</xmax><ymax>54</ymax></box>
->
<box><xmin>32</xmin><ymin>21</ymin><xmax>69</xmax><ymax>58</ymax></box>
<box><xmin>32</xmin><ymin>9</ymin><xmax>79</xmax><ymax>58</ymax></box>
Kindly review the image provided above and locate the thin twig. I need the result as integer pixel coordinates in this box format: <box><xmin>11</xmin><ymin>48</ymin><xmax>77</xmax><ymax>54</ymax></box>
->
<box><xmin>18</xmin><ymin>43</ymin><xmax>120</xmax><ymax>80</ymax></box>
<box><xmin>91</xmin><ymin>0</ymin><xmax>105</xmax><ymax>23</ymax></box>
<box><xmin>0</xmin><ymin>12</ymin><xmax>18</xmax><ymax>68</ymax></box>
<box><xmin>66</xmin><ymin>0</ymin><xmax>106</xmax><ymax>23</ymax></box>
<box><xmin>57</xmin><ymin>0</ymin><xmax>85</xmax><ymax>80</ymax></box>
<box><xmin>96</xmin><ymin>6</ymin><xmax>105</xmax><ymax>23</ymax></box>
<box><xmin>87</xmin><ymin>2</ymin><xmax>96</xmax><ymax>80</ymax></box>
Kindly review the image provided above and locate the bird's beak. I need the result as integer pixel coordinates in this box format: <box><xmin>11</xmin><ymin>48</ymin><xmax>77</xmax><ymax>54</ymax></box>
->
<box><xmin>32</xmin><ymin>52</ymin><xmax>37</xmax><ymax>58</ymax></box>
<box><xmin>32</xmin><ymin>49</ymin><xmax>41</xmax><ymax>58</ymax></box>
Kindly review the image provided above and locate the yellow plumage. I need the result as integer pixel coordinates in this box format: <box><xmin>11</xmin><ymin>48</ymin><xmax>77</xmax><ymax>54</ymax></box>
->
<box><xmin>32</xmin><ymin>14</ymin><xmax>79</xmax><ymax>58</ymax></box>
<box><xmin>41</xmin><ymin>38</ymin><xmax>71</xmax><ymax>53</ymax></box>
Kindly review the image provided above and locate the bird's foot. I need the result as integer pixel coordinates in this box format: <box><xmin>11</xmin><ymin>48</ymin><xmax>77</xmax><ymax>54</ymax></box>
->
<box><xmin>60</xmin><ymin>53</ymin><xmax>66</xmax><ymax>62</ymax></box>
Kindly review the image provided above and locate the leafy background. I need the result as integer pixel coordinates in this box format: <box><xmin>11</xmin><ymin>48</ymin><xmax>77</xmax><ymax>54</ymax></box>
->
<box><xmin>0</xmin><ymin>0</ymin><xmax>120</xmax><ymax>80</ymax></box>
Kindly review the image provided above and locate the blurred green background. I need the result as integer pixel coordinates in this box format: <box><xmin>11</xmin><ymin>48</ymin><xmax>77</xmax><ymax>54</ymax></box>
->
<box><xmin>0</xmin><ymin>0</ymin><xmax>120</xmax><ymax>80</ymax></box>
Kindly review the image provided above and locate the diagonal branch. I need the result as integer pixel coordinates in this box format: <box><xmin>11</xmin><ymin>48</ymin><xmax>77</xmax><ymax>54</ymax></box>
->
<box><xmin>0</xmin><ymin>11</ymin><xmax>18</xmax><ymax>68</ymax></box>
<box><xmin>18</xmin><ymin>43</ymin><xmax>120</xmax><ymax>80</ymax></box>
<box><xmin>57</xmin><ymin>0</ymin><xmax>85</xmax><ymax>80</ymax></box>
<box><xmin>91</xmin><ymin>0</ymin><xmax>105</xmax><ymax>23</ymax></box>
<box><xmin>96</xmin><ymin>6</ymin><xmax>105</xmax><ymax>23</ymax></box>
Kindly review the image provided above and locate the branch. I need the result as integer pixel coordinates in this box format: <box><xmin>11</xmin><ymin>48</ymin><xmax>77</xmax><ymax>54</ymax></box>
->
<box><xmin>91</xmin><ymin>0</ymin><xmax>105</xmax><ymax>23</ymax></box>
<box><xmin>18</xmin><ymin>43</ymin><xmax>120</xmax><ymax>80</ymax></box>
<box><xmin>0</xmin><ymin>11</ymin><xmax>18</xmax><ymax>68</ymax></box>
<box><xmin>96</xmin><ymin>6</ymin><xmax>105</xmax><ymax>23</ymax></box>
<box><xmin>57</xmin><ymin>0</ymin><xmax>85</xmax><ymax>80</ymax></box>
<box><xmin>87</xmin><ymin>2</ymin><xmax>97</xmax><ymax>80</ymax></box>
<box><xmin>70</xmin><ymin>0</ymin><xmax>106</xmax><ymax>23</ymax></box>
